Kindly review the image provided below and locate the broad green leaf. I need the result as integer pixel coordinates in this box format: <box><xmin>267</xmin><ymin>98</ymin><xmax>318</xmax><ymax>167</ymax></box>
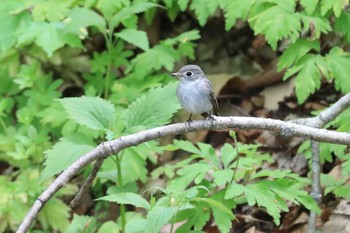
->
<box><xmin>326</xmin><ymin>47</ymin><xmax>350</xmax><ymax>94</ymax></box>
<box><xmin>31</xmin><ymin>0</ymin><xmax>73</xmax><ymax>21</ymax></box>
<box><xmin>113</xmin><ymin>2</ymin><xmax>159</xmax><ymax>26</ymax></box>
<box><xmin>220</xmin><ymin>143</ymin><xmax>237</xmax><ymax>168</ymax></box>
<box><xmin>122</xmin><ymin>82</ymin><xmax>181</xmax><ymax>133</ymax></box>
<box><xmin>116</xmin><ymin>28</ymin><xmax>149</xmax><ymax>51</ymax></box>
<box><xmin>190</xmin><ymin>0</ymin><xmax>210</xmax><ymax>26</ymax></box>
<box><xmin>97</xmin><ymin>221</ymin><xmax>120</xmax><ymax>233</ymax></box>
<box><xmin>125</xmin><ymin>217</ymin><xmax>147</xmax><ymax>233</ymax></box>
<box><xmin>300</xmin><ymin>0</ymin><xmax>319</xmax><ymax>14</ymax></box>
<box><xmin>59</xmin><ymin>96</ymin><xmax>116</xmax><ymax>131</ymax></box>
<box><xmin>224</xmin><ymin>0</ymin><xmax>255</xmax><ymax>30</ymax></box>
<box><xmin>193</xmin><ymin>197</ymin><xmax>235</xmax><ymax>218</ymax></box>
<box><xmin>278</xmin><ymin>39</ymin><xmax>320</xmax><ymax>70</ymax></box>
<box><xmin>65</xmin><ymin>7</ymin><xmax>106</xmax><ymax>34</ymax></box>
<box><xmin>0</xmin><ymin>1</ymin><xmax>30</xmax><ymax>52</ymax></box>
<box><xmin>41</xmin><ymin>134</ymin><xmax>95</xmax><ymax>181</ymax></box>
<box><xmin>175</xmin><ymin>203</ymin><xmax>210</xmax><ymax>231</ymax></box>
<box><xmin>96</xmin><ymin>192</ymin><xmax>150</xmax><ymax>210</ymax></box>
<box><xmin>178</xmin><ymin>0</ymin><xmax>190</xmax><ymax>11</ymax></box>
<box><xmin>300</xmin><ymin>13</ymin><xmax>331</xmax><ymax>39</ymax></box>
<box><xmin>145</xmin><ymin>206</ymin><xmax>177</xmax><ymax>233</ymax></box>
<box><xmin>66</xmin><ymin>214</ymin><xmax>96</xmax><ymax>233</ymax></box>
<box><xmin>17</xmin><ymin>21</ymin><xmax>82</xmax><ymax>56</ymax></box>
<box><xmin>39</xmin><ymin>198</ymin><xmax>70</xmax><ymax>232</ymax></box>
<box><xmin>225</xmin><ymin>182</ymin><xmax>245</xmax><ymax>199</ymax></box>
<box><xmin>250</xmin><ymin>1</ymin><xmax>301</xmax><ymax>49</ymax></box>
<box><xmin>320</xmin><ymin>0</ymin><xmax>344</xmax><ymax>17</ymax></box>
<box><xmin>173</xmin><ymin>140</ymin><xmax>203</xmax><ymax>155</ymax></box>
<box><xmin>294</xmin><ymin>55</ymin><xmax>322</xmax><ymax>104</ymax></box>
<box><xmin>212</xmin><ymin>169</ymin><xmax>234</xmax><ymax>186</ymax></box>
<box><xmin>211</xmin><ymin>191</ymin><xmax>236</xmax><ymax>233</ymax></box>
<box><xmin>335</xmin><ymin>12</ymin><xmax>350</xmax><ymax>43</ymax></box>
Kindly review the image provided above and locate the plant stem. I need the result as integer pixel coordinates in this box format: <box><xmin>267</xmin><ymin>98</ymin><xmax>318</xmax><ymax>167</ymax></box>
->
<box><xmin>115</xmin><ymin>153</ymin><xmax>126</xmax><ymax>231</ymax></box>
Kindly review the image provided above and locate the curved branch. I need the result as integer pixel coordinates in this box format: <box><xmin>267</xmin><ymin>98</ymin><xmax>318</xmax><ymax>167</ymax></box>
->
<box><xmin>16</xmin><ymin>116</ymin><xmax>350</xmax><ymax>233</ymax></box>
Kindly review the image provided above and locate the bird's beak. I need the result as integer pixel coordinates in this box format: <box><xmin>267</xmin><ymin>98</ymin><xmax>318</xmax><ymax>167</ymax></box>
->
<box><xmin>171</xmin><ymin>72</ymin><xmax>179</xmax><ymax>79</ymax></box>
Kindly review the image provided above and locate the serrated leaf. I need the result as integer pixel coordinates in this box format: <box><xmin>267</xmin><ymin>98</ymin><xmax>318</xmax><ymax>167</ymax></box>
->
<box><xmin>17</xmin><ymin>21</ymin><xmax>82</xmax><ymax>56</ymax></box>
<box><xmin>0</xmin><ymin>1</ymin><xmax>30</xmax><ymax>52</ymax></box>
<box><xmin>294</xmin><ymin>54</ymin><xmax>322</xmax><ymax>104</ymax></box>
<box><xmin>97</xmin><ymin>221</ymin><xmax>120</xmax><ymax>233</ymax></box>
<box><xmin>300</xmin><ymin>0</ymin><xmax>319</xmax><ymax>14</ymax></box>
<box><xmin>125</xmin><ymin>217</ymin><xmax>147</xmax><ymax>233</ymax></box>
<box><xmin>213</xmin><ymin>169</ymin><xmax>234</xmax><ymax>186</ymax></box>
<box><xmin>193</xmin><ymin>197</ymin><xmax>235</xmax><ymax>218</ymax></box>
<box><xmin>224</xmin><ymin>0</ymin><xmax>255</xmax><ymax>30</ymax></box>
<box><xmin>320</xmin><ymin>0</ymin><xmax>344</xmax><ymax>17</ymax></box>
<box><xmin>220</xmin><ymin>143</ymin><xmax>237</xmax><ymax>168</ymax></box>
<box><xmin>39</xmin><ymin>198</ymin><xmax>70</xmax><ymax>232</ymax></box>
<box><xmin>67</xmin><ymin>214</ymin><xmax>96</xmax><ymax>233</ymax></box>
<box><xmin>300</xmin><ymin>13</ymin><xmax>331</xmax><ymax>39</ymax></box>
<box><xmin>41</xmin><ymin>134</ymin><xmax>95</xmax><ymax>181</ymax></box>
<box><xmin>190</xmin><ymin>0</ymin><xmax>210</xmax><ymax>26</ymax></box>
<box><xmin>211</xmin><ymin>191</ymin><xmax>236</xmax><ymax>233</ymax></box>
<box><xmin>178</xmin><ymin>0</ymin><xmax>190</xmax><ymax>11</ymax></box>
<box><xmin>59</xmin><ymin>96</ymin><xmax>116</xmax><ymax>131</ymax></box>
<box><xmin>122</xmin><ymin>82</ymin><xmax>181</xmax><ymax>133</ymax></box>
<box><xmin>113</xmin><ymin>2</ymin><xmax>159</xmax><ymax>26</ymax></box>
<box><xmin>335</xmin><ymin>12</ymin><xmax>350</xmax><ymax>43</ymax></box>
<box><xmin>65</xmin><ymin>7</ymin><xmax>106</xmax><ymax>34</ymax></box>
<box><xmin>173</xmin><ymin>139</ymin><xmax>202</xmax><ymax>155</ymax></box>
<box><xmin>145</xmin><ymin>206</ymin><xmax>177</xmax><ymax>233</ymax></box>
<box><xmin>116</xmin><ymin>28</ymin><xmax>149</xmax><ymax>50</ymax></box>
<box><xmin>278</xmin><ymin>39</ymin><xmax>320</xmax><ymax>70</ymax></box>
<box><xmin>96</xmin><ymin>192</ymin><xmax>150</xmax><ymax>210</ymax></box>
<box><xmin>326</xmin><ymin>47</ymin><xmax>350</xmax><ymax>94</ymax></box>
<box><xmin>250</xmin><ymin>2</ymin><xmax>301</xmax><ymax>49</ymax></box>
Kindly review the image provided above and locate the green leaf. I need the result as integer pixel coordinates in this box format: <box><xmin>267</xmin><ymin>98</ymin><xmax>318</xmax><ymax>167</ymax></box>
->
<box><xmin>320</xmin><ymin>0</ymin><xmax>344</xmax><ymax>17</ymax></box>
<box><xmin>17</xmin><ymin>21</ymin><xmax>82</xmax><ymax>56</ymax></box>
<box><xmin>193</xmin><ymin>197</ymin><xmax>235</xmax><ymax>218</ymax></box>
<box><xmin>116</xmin><ymin>28</ymin><xmax>149</xmax><ymax>51</ymax></box>
<box><xmin>213</xmin><ymin>169</ymin><xmax>234</xmax><ymax>186</ymax></box>
<box><xmin>220</xmin><ymin>143</ymin><xmax>237</xmax><ymax>168</ymax></box>
<box><xmin>65</xmin><ymin>7</ymin><xmax>106</xmax><ymax>34</ymax></box>
<box><xmin>122</xmin><ymin>82</ymin><xmax>181</xmax><ymax>133</ymax></box>
<box><xmin>300</xmin><ymin>13</ymin><xmax>331</xmax><ymax>39</ymax></box>
<box><xmin>178</xmin><ymin>0</ymin><xmax>190</xmax><ymax>11</ymax></box>
<box><xmin>67</xmin><ymin>214</ymin><xmax>96</xmax><ymax>233</ymax></box>
<box><xmin>145</xmin><ymin>206</ymin><xmax>177</xmax><ymax>233</ymax></box>
<box><xmin>0</xmin><ymin>1</ymin><xmax>30</xmax><ymax>52</ymax></box>
<box><xmin>59</xmin><ymin>96</ymin><xmax>116</xmax><ymax>131</ymax></box>
<box><xmin>39</xmin><ymin>198</ymin><xmax>70</xmax><ymax>232</ymax></box>
<box><xmin>211</xmin><ymin>191</ymin><xmax>236</xmax><ymax>233</ymax></box>
<box><xmin>97</xmin><ymin>221</ymin><xmax>120</xmax><ymax>233</ymax></box>
<box><xmin>294</xmin><ymin>55</ymin><xmax>322</xmax><ymax>104</ymax></box>
<box><xmin>335</xmin><ymin>12</ymin><xmax>350</xmax><ymax>43</ymax></box>
<box><xmin>326</xmin><ymin>47</ymin><xmax>350</xmax><ymax>94</ymax></box>
<box><xmin>96</xmin><ymin>192</ymin><xmax>150</xmax><ymax>210</ymax></box>
<box><xmin>300</xmin><ymin>0</ymin><xmax>319</xmax><ymax>14</ymax></box>
<box><xmin>278</xmin><ymin>39</ymin><xmax>320</xmax><ymax>70</ymax></box>
<box><xmin>173</xmin><ymin>139</ymin><xmax>203</xmax><ymax>155</ymax></box>
<box><xmin>113</xmin><ymin>2</ymin><xmax>159</xmax><ymax>26</ymax></box>
<box><xmin>224</xmin><ymin>0</ymin><xmax>256</xmax><ymax>30</ymax></box>
<box><xmin>190</xmin><ymin>0</ymin><xmax>210</xmax><ymax>26</ymax></box>
<box><xmin>250</xmin><ymin>1</ymin><xmax>301</xmax><ymax>49</ymax></box>
<box><xmin>125</xmin><ymin>217</ymin><xmax>147</xmax><ymax>233</ymax></box>
<box><xmin>41</xmin><ymin>134</ymin><xmax>95</xmax><ymax>181</ymax></box>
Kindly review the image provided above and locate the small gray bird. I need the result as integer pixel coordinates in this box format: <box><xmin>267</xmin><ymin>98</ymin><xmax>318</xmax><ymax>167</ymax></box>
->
<box><xmin>171</xmin><ymin>64</ymin><xmax>219</xmax><ymax>122</ymax></box>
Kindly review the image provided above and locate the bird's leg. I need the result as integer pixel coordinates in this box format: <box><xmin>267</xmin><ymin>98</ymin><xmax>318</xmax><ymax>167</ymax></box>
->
<box><xmin>202</xmin><ymin>112</ymin><xmax>215</xmax><ymax>121</ymax></box>
<box><xmin>185</xmin><ymin>114</ymin><xmax>193</xmax><ymax>127</ymax></box>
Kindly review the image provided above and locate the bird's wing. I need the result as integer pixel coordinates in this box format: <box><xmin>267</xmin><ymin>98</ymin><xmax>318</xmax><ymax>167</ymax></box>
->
<box><xmin>203</xmin><ymin>78</ymin><xmax>220</xmax><ymax>116</ymax></box>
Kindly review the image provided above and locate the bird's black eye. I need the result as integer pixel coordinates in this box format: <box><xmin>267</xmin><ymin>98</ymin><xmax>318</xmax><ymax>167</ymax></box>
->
<box><xmin>186</xmin><ymin>72</ymin><xmax>193</xmax><ymax>77</ymax></box>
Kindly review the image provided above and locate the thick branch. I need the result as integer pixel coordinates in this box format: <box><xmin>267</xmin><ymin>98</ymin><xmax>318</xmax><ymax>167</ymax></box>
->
<box><xmin>16</xmin><ymin>116</ymin><xmax>350</xmax><ymax>233</ymax></box>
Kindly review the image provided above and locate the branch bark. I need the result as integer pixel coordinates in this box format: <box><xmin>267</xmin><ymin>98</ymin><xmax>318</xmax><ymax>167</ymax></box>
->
<box><xmin>16</xmin><ymin>116</ymin><xmax>350</xmax><ymax>233</ymax></box>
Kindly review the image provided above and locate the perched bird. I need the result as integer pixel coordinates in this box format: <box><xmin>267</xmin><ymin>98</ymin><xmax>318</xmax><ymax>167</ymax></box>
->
<box><xmin>171</xmin><ymin>64</ymin><xmax>219</xmax><ymax>122</ymax></box>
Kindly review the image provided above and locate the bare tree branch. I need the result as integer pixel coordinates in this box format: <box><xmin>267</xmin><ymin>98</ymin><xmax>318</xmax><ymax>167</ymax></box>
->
<box><xmin>70</xmin><ymin>158</ymin><xmax>104</xmax><ymax>208</ymax></box>
<box><xmin>16</xmin><ymin>116</ymin><xmax>350</xmax><ymax>233</ymax></box>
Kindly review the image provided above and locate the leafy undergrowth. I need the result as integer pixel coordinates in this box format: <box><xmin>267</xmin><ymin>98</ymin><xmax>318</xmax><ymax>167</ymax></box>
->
<box><xmin>1</xmin><ymin>0</ymin><xmax>350</xmax><ymax>232</ymax></box>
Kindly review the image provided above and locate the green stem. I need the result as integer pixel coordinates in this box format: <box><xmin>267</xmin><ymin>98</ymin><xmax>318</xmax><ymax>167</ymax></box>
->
<box><xmin>0</xmin><ymin>117</ymin><xmax>8</xmax><ymax>134</ymax></box>
<box><xmin>103</xmin><ymin>17</ymin><xmax>115</xmax><ymax>99</ymax></box>
<box><xmin>115</xmin><ymin>153</ymin><xmax>126</xmax><ymax>231</ymax></box>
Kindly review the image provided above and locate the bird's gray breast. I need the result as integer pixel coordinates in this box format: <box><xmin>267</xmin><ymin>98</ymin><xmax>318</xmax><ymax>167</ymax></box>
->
<box><xmin>176</xmin><ymin>78</ymin><xmax>213</xmax><ymax>114</ymax></box>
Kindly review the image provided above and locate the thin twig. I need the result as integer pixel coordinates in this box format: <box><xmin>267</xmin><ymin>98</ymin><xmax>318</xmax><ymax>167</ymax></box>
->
<box><xmin>69</xmin><ymin>158</ymin><xmax>104</xmax><ymax>208</ymax></box>
<box><xmin>308</xmin><ymin>141</ymin><xmax>322</xmax><ymax>233</ymax></box>
<box><xmin>16</xmin><ymin>116</ymin><xmax>350</xmax><ymax>233</ymax></box>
